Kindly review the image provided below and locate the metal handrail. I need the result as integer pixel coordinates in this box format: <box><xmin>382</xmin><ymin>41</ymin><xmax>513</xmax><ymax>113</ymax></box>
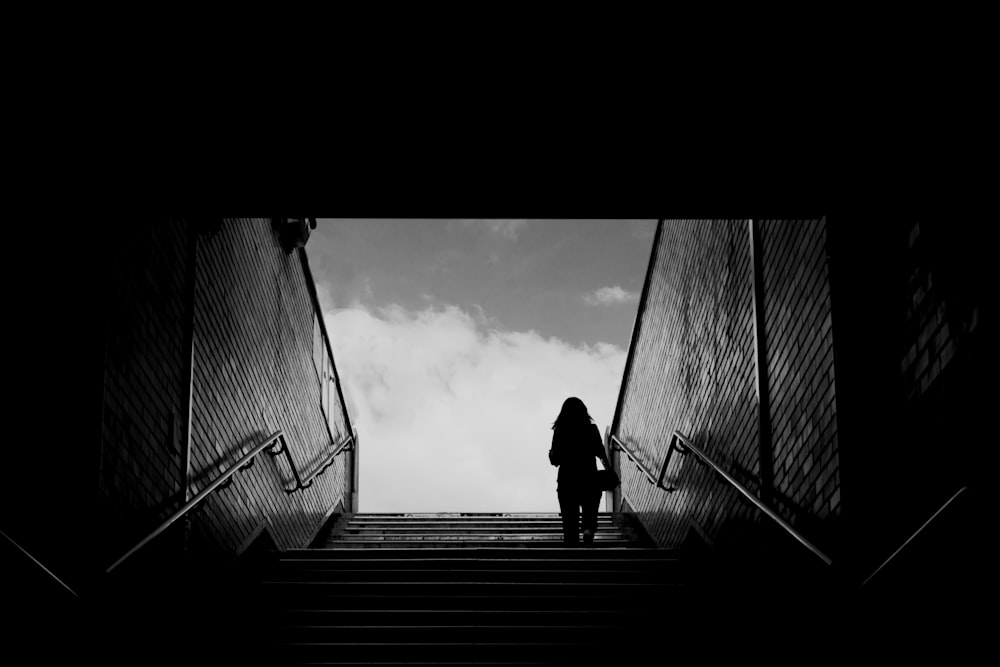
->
<box><xmin>107</xmin><ymin>428</ymin><xmax>354</xmax><ymax>573</ymax></box>
<box><xmin>1</xmin><ymin>528</ymin><xmax>79</xmax><ymax>598</ymax></box>
<box><xmin>610</xmin><ymin>434</ymin><xmax>665</xmax><ymax>489</ymax></box>
<box><xmin>611</xmin><ymin>431</ymin><xmax>833</xmax><ymax>566</ymax></box>
<box><xmin>106</xmin><ymin>430</ymin><xmax>284</xmax><ymax>573</ymax></box>
<box><xmin>862</xmin><ymin>485</ymin><xmax>968</xmax><ymax>587</ymax></box>
<box><xmin>267</xmin><ymin>433</ymin><xmax>307</xmax><ymax>493</ymax></box>
<box><xmin>268</xmin><ymin>432</ymin><xmax>355</xmax><ymax>494</ymax></box>
<box><xmin>299</xmin><ymin>433</ymin><xmax>355</xmax><ymax>490</ymax></box>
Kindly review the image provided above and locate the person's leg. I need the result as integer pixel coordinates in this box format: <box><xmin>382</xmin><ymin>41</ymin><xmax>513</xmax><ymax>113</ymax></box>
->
<box><xmin>557</xmin><ymin>487</ymin><xmax>579</xmax><ymax>544</ymax></box>
<box><xmin>581</xmin><ymin>489</ymin><xmax>601</xmax><ymax>544</ymax></box>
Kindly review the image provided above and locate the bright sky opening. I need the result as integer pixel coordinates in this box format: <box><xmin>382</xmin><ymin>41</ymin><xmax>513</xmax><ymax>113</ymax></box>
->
<box><xmin>308</xmin><ymin>219</ymin><xmax>656</xmax><ymax>512</ymax></box>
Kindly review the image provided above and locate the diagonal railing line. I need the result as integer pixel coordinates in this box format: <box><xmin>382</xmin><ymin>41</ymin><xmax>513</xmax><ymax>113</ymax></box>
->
<box><xmin>106</xmin><ymin>428</ymin><xmax>354</xmax><ymax>574</ymax></box>
<box><xmin>610</xmin><ymin>434</ymin><xmax>666</xmax><ymax>490</ymax></box>
<box><xmin>299</xmin><ymin>433</ymin><xmax>354</xmax><ymax>490</ymax></box>
<box><xmin>611</xmin><ymin>431</ymin><xmax>833</xmax><ymax>567</ymax></box>
<box><xmin>1</xmin><ymin>528</ymin><xmax>79</xmax><ymax>598</ymax></box>
<box><xmin>106</xmin><ymin>430</ymin><xmax>284</xmax><ymax>574</ymax></box>
<box><xmin>861</xmin><ymin>485</ymin><xmax>969</xmax><ymax>587</ymax></box>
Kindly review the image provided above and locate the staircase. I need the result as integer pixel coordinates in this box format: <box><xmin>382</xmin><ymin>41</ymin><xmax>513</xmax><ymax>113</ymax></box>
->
<box><xmin>257</xmin><ymin>512</ymin><xmax>685</xmax><ymax>665</ymax></box>
<box><xmin>318</xmin><ymin>512</ymin><xmax>651</xmax><ymax>549</ymax></box>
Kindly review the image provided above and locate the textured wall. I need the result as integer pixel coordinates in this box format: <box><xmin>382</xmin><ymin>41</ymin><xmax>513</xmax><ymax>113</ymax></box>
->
<box><xmin>614</xmin><ymin>219</ymin><xmax>841</xmax><ymax>557</ymax></box>
<box><xmin>615</xmin><ymin>220</ymin><xmax>760</xmax><ymax>548</ymax></box>
<box><xmin>760</xmin><ymin>220</ymin><xmax>840</xmax><ymax>531</ymax></box>
<box><xmin>188</xmin><ymin>218</ymin><xmax>351</xmax><ymax>554</ymax></box>
<box><xmin>900</xmin><ymin>220</ymin><xmax>965</xmax><ymax>405</ymax></box>
<box><xmin>97</xmin><ymin>218</ymin><xmax>353</xmax><ymax>568</ymax></box>
<box><xmin>98</xmin><ymin>220</ymin><xmax>193</xmax><ymax>563</ymax></box>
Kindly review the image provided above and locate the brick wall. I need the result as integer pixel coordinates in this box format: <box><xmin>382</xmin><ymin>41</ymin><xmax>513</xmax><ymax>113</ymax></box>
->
<box><xmin>760</xmin><ymin>220</ymin><xmax>840</xmax><ymax>535</ymax></box>
<box><xmin>616</xmin><ymin>214</ymin><xmax>988</xmax><ymax>585</ymax></box>
<box><xmin>98</xmin><ymin>219</ymin><xmax>193</xmax><ymax>564</ymax></box>
<box><xmin>187</xmin><ymin>218</ymin><xmax>351</xmax><ymax>555</ymax></box>
<box><xmin>614</xmin><ymin>220</ymin><xmax>761</xmax><ymax>549</ymax></box>
<box><xmin>613</xmin><ymin>219</ymin><xmax>841</xmax><ymax>558</ymax></box>
<box><xmin>900</xmin><ymin>220</ymin><xmax>968</xmax><ymax>405</ymax></box>
<box><xmin>96</xmin><ymin>218</ymin><xmax>354</xmax><ymax>569</ymax></box>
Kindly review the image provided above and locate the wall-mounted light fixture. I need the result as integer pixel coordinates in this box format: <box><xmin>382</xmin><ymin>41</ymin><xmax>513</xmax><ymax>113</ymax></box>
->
<box><xmin>275</xmin><ymin>218</ymin><xmax>317</xmax><ymax>253</ymax></box>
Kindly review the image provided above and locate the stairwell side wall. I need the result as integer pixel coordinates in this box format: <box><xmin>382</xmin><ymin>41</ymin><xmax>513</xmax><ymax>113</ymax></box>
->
<box><xmin>95</xmin><ymin>219</ymin><xmax>198</xmax><ymax>571</ymax></box>
<box><xmin>759</xmin><ymin>220</ymin><xmax>841</xmax><ymax>547</ymax></box>
<box><xmin>95</xmin><ymin>218</ymin><xmax>353</xmax><ymax>569</ymax></box>
<box><xmin>614</xmin><ymin>220</ymin><xmax>761</xmax><ymax>549</ymax></box>
<box><xmin>186</xmin><ymin>219</ymin><xmax>352</xmax><ymax>555</ymax></box>
<box><xmin>613</xmin><ymin>220</ymin><xmax>842</xmax><ymax>559</ymax></box>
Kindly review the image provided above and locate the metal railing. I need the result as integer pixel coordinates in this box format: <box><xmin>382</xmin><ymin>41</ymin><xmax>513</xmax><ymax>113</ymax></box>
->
<box><xmin>106</xmin><ymin>429</ymin><xmax>353</xmax><ymax>574</ymax></box>
<box><xmin>298</xmin><ymin>433</ymin><xmax>355</xmax><ymax>490</ymax></box>
<box><xmin>862</xmin><ymin>485</ymin><xmax>969</xmax><ymax>587</ymax></box>
<box><xmin>611</xmin><ymin>431</ymin><xmax>833</xmax><ymax>566</ymax></box>
<box><xmin>1</xmin><ymin>528</ymin><xmax>79</xmax><ymax>598</ymax></box>
<box><xmin>610</xmin><ymin>433</ymin><xmax>664</xmax><ymax>490</ymax></box>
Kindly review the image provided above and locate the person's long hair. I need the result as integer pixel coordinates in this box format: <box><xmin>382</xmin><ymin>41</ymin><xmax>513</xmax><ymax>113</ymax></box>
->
<box><xmin>552</xmin><ymin>397</ymin><xmax>593</xmax><ymax>430</ymax></box>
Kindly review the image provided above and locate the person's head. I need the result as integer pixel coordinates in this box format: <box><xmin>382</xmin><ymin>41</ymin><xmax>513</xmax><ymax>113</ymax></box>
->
<box><xmin>552</xmin><ymin>396</ymin><xmax>593</xmax><ymax>430</ymax></box>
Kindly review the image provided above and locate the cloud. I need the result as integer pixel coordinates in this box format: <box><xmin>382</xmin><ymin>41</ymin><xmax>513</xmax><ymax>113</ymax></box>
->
<box><xmin>324</xmin><ymin>302</ymin><xmax>626</xmax><ymax>512</ymax></box>
<box><xmin>584</xmin><ymin>286</ymin><xmax>640</xmax><ymax>306</ymax></box>
<box><xmin>631</xmin><ymin>220</ymin><xmax>658</xmax><ymax>241</ymax></box>
<box><xmin>458</xmin><ymin>219</ymin><xmax>529</xmax><ymax>241</ymax></box>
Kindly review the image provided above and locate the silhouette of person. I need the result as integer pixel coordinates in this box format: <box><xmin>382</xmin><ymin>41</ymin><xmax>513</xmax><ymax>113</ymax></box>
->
<box><xmin>548</xmin><ymin>397</ymin><xmax>611</xmax><ymax>546</ymax></box>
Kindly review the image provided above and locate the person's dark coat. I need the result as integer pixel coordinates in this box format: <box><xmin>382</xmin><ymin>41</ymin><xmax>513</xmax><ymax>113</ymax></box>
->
<box><xmin>549</xmin><ymin>421</ymin><xmax>605</xmax><ymax>492</ymax></box>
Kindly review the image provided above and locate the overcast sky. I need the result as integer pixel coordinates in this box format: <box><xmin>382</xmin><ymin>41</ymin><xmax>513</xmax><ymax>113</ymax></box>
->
<box><xmin>308</xmin><ymin>219</ymin><xmax>656</xmax><ymax>512</ymax></box>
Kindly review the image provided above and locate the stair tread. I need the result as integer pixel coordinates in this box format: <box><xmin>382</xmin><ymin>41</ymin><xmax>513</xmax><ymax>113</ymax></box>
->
<box><xmin>338</xmin><ymin>520</ymin><xmax>620</xmax><ymax>525</ymax></box>
<box><xmin>336</xmin><ymin>529</ymin><xmax>626</xmax><ymax>533</ymax></box>
<box><xmin>341</xmin><ymin>512</ymin><xmax>626</xmax><ymax>519</ymax></box>
<box><xmin>271</xmin><ymin>567</ymin><xmax>675</xmax><ymax>572</ymax></box>
<box><xmin>281</xmin><ymin>546</ymin><xmax>677</xmax><ymax>555</ymax></box>
<box><xmin>265</xmin><ymin>511</ymin><xmax>665</xmax><ymax>662</ymax></box>
<box><xmin>281</xmin><ymin>625</ymin><xmax>620</xmax><ymax>629</ymax></box>
<box><xmin>281</xmin><ymin>639</ymin><xmax>604</xmax><ymax>648</ymax></box>
<box><xmin>263</xmin><ymin>580</ymin><xmax>676</xmax><ymax>586</ymax></box>
<box><xmin>277</xmin><ymin>559</ymin><xmax>678</xmax><ymax>564</ymax></box>
<box><xmin>342</xmin><ymin>517</ymin><xmax>619</xmax><ymax>520</ymax></box>
<box><xmin>282</xmin><ymin>552</ymin><xmax>674</xmax><ymax>557</ymax></box>
<box><xmin>334</xmin><ymin>533</ymin><xmax>628</xmax><ymax>537</ymax></box>
<box><xmin>276</xmin><ymin>609</ymin><xmax>636</xmax><ymax>615</ymax></box>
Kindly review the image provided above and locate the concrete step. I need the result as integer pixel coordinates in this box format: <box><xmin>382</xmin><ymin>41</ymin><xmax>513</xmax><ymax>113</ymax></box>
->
<box><xmin>273</xmin><ymin>556</ymin><xmax>680</xmax><ymax>571</ymax></box>
<box><xmin>342</xmin><ymin>514</ymin><xmax>622</xmax><ymax>520</ymax></box>
<box><xmin>284</xmin><ymin>547</ymin><xmax>678</xmax><ymax>559</ymax></box>
<box><xmin>271</xmin><ymin>664</ymin><xmax>577</xmax><ymax>666</ymax></box>
<box><xmin>327</xmin><ymin>533</ymin><xmax>629</xmax><ymax>541</ymax></box>
<box><xmin>329</xmin><ymin>535</ymin><xmax>629</xmax><ymax>540</ymax></box>
<box><xmin>262</xmin><ymin>511</ymin><xmax>672</xmax><ymax>664</ymax></box>
<box><xmin>259</xmin><ymin>583</ymin><xmax>691</xmax><ymax>611</ymax></box>
<box><xmin>272</xmin><ymin>608</ymin><xmax>638</xmax><ymax>626</ymax></box>
<box><xmin>321</xmin><ymin>540</ymin><xmax>643</xmax><ymax>549</ymax></box>
<box><xmin>278</xmin><ymin>637</ymin><xmax>613</xmax><ymax>664</ymax></box>
<box><xmin>261</xmin><ymin>580</ymin><xmax>678</xmax><ymax>595</ymax></box>
<box><xmin>323</xmin><ymin>513</ymin><xmax>654</xmax><ymax>551</ymax></box>
<box><xmin>277</xmin><ymin>624</ymin><xmax>626</xmax><ymax>643</ymax></box>
<box><xmin>339</xmin><ymin>519</ymin><xmax>620</xmax><ymax>528</ymax></box>
<box><xmin>260</xmin><ymin>591</ymin><xmax>678</xmax><ymax>611</ymax></box>
<box><xmin>272</xmin><ymin>640</ymin><xmax>619</xmax><ymax>663</ymax></box>
<box><xmin>264</xmin><ymin>568</ymin><xmax>684</xmax><ymax>584</ymax></box>
<box><xmin>335</xmin><ymin>526</ymin><xmax>627</xmax><ymax>535</ymax></box>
